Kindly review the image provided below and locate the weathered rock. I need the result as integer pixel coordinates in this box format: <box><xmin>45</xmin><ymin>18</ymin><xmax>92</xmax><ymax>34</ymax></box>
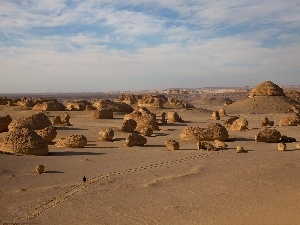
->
<box><xmin>56</xmin><ymin>135</ymin><xmax>87</xmax><ymax>148</ymax></box>
<box><xmin>140</xmin><ymin>127</ymin><xmax>153</xmax><ymax>137</ymax></box>
<box><xmin>138</xmin><ymin>95</ymin><xmax>167</xmax><ymax>108</ymax></box>
<box><xmin>236</xmin><ymin>145</ymin><xmax>246</xmax><ymax>153</ymax></box>
<box><xmin>52</xmin><ymin>113</ymin><xmax>72</xmax><ymax>126</ymax></box>
<box><xmin>17</xmin><ymin>98</ymin><xmax>43</xmax><ymax>107</ymax></box>
<box><xmin>279</xmin><ymin>113</ymin><xmax>300</xmax><ymax>126</ymax></box>
<box><xmin>92</xmin><ymin>109</ymin><xmax>113</xmax><ymax>119</ymax></box>
<box><xmin>231</xmin><ymin>118</ymin><xmax>248</xmax><ymax>131</ymax></box>
<box><xmin>211</xmin><ymin>111</ymin><xmax>220</xmax><ymax>120</ymax></box>
<box><xmin>32</xmin><ymin>100</ymin><xmax>65</xmax><ymax>111</ymax></box>
<box><xmin>99</xmin><ymin>127</ymin><xmax>114</xmax><ymax>141</ymax></box>
<box><xmin>121</xmin><ymin>119</ymin><xmax>137</xmax><ymax>133</ymax></box>
<box><xmin>36</xmin><ymin>165</ymin><xmax>45</xmax><ymax>174</ymax></box>
<box><xmin>124</xmin><ymin>108</ymin><xmax>159</xmax><ymax>130</ymax></box>
<box><xmin>124</xmin><ymin>133</ymin><xmax>147</xmax><ymax>147</ymax></box>
<box><xmin>296</xmin><ymin>144</ymin><xmax>300</xmax><ymax>149</ymax></box>
<box><xmin>0</xmin><ymin>128</ymin><xmax>48</xmax><ymax>155</ymax></box>
<box><xmin>180</xmin><ymin>123</ymin><xmax>229</xmax><ymax>141</ymax></box>
<box><xmin>157</xmin><ymin>112</ymin><xmax>167</xmax><ymax>125</ymax></box>
<box><xmin>278</xmin><ymin>142</ymin><xmax>286</xmax><ymax>151</ymax></box>
<box><xmin>0</xmin><ymin>115</ymin><xmax>12</xmax><ymax>133</ymax></box>
<box><xmin>93</xmin><ymin>100</ymin><xmax>133</xmax><ymax>112</ymax></box>
<box><xmin>249</xmin><ymin>81</ymin><xmax>285</xmax><ymax>97</ymax></box>
<box><xmin>36</xmin><ymin>126</ymin><xmax>57</xmax><ymax>143</ymax></box>
<box><xmin>8</xmin><ymin>112</ymin><xmax>52</xmax><ymax>131</ymax></box>
<box><xmin>261</xmin><ymin>116</ymin><xmax>269</xmax><ymax>126</ymax></box>
<box><xmin>167</xmin><ymin>111</ymin><xmax>183</xmax><ymax>122</ymax></box>
<box><xmin>255</xmin><ymin>129</ymin><xmax>281</xmax><ymax>143</ymax></box>
<box><xmin>223</xmin><ymin>116</ymin><xmax>239</xmax><ymax>126</ymax></box>
<box><xmin>165</xmin><ymin>139</ymin><xmax>180</xmax><ymax>150</ymax></box>
<box><xmin>66</xmin><ymin>100</ymin><xmax>94</xmax><ymax>111</ymax></box>
<box><xmin>214</xmin><ymin>140</ymin><xmax>228</xmax><ymax>150</ymax></box>
<box><xmin>197</xmin><ymin>141</ymin><xmax>216</xmax><ymax>151</ymax></box>
<box><xmin>219</xmin><ymin>108</ymin><xmax>226</xmax><ymax>116</ymax></box>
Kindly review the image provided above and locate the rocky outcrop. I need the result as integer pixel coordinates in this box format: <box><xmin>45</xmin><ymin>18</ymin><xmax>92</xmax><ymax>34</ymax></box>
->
<box><xmin>168</xmin><ymin>98</ymin><xmax>195</xmax><ymax>108</ymax></box>
<box><xmin>219</xmin><ymin>108</ymin><xmax>226</xmax><ymax>116</ymax></box>
<box><xmin>260</xmin><ymin>116</ymin><xmax>274</xmax><ymax>127</ymax></box>
<box><xmin>167</xmin><ymin>111</ymin><xmax>183</xmax><ymax>122</ymax></box>
<box><xmin>99</xmin><ymin>128</ymin><xmax>114</xmax><ymax>141</ymax></box>
<box><xmin>56</xmin><ymin>135</ymin><xmax>87</xmax><ymax>148</ymax></box>
<box><xmin>93</xmin><ymin>100</ymin><xmax>133</xmax><ymax>112</ymax></box>
<box><xmin>140</xmin><ymin>127</ymin><xmax>153</xmax><ymax>137</ymax></box>
<box><xmin>118</xmin><ymin>94</ymin><xmax>141</xmax><ymax>105</ymax></box>
<box><xmin>92</xmin><ymin>109</ymin><xmax>113</xmax><ymax>119</ymax></box>
<box><xmin>180</xmin><ymin>123</ymin><xmax>229</xmax><ymax>141</ymax></box>
<box><xmin>211</xmin><ymin>111</ymin><xmax>220</xmax><ymax>120</ymax></box>
<box><xmin>214</xmin><ymin>140</ymin><xmax>228</xmax><ymax>150</ymax></box>
<box><xmin>32</xmin><ymin>100</ymin><xmax>65</xmax><ymax>111</ymax></box>
<box><xmin>197</xmin><ymin>141</ymin><xmax>216</xmax><ymax>151</ymax></box>
<box><xmin>36</xmin><ymin>165</ymin><xmax>45</xmax><ymax>174</ymax></box>
<box><xmin>278</xmin><ymin>142</ymin><xmax>286</xmax><ymax>151</ymax></box>
<box><xmin>66</xmin><ymin>100</ymin><xmax>94</xmax><ymax>111</ymax></box>
<box><xmin>121</xmin><ymin>119</ymin><xmax>137</xmax><ymax>133</ymax></box>
<box><xmin>249</xmin><ymin>81</ymin><xmax>285</xmax><ymax>97</ymax></box>
<box><xmin>236</xmin><ymin>145</ymin><xmax>247</xmax><ymax>153</ymax></box>
<box><xmin>223</xmin><ymin>116</ymin><xmax>239</xmax><ymax>126</ymax></box>
<box><xmin>165</xmin><ymin>139</ymin><xmax>180</xmax><ymax>150</ymax></box>
<box><xmin>137</xmin><ymin>95</ymin><xmax>168</xmax><ymax>108</ymax></box>
<box><xmin>0</xmin><ymin>128</ymin><xmax>48</xmax><ymax>155</ymax></box>
<box><xmin>0</xmin><ymin>115</ymin><xmax>12</xmax><ymax>133</ymax></box>
<box><xmin>279</xmin><ymin>113</ymin><xmax>300</xmax><ymax>126</ymax></box>
<box><xmin>8</xmin><ymin>112</ymin><xmax>52</xmax><ymax>131</ymax></box>
<box><xmin>36</xmin><ymin>126</ymin><xmax>57</xmax><ymax>143</ymax></box>
<box><xmin>124</xmin><ymin>133</ymin><xmax>147</xmax><ymax>147</ymax></box>
<box><xmin>255</xmin><ymin>129</ymin><xmax>281</xmax><ymax>143</ymax></box>
<box><xmin>231</xmin><ymin>118</ymin><xmax>248</xmax><ymax>131</ymax></box>
<box><xmin>53</xmin><ymin>113</ymin><xmax>72</xmax><ymax>126</ymax></box>
<box><xmin>124</xmin><ymin>108</ymin><xmax>159</xmax><ymax>130</ymax></box>
<box><xmin>17</xmin><ymin>98</ymin><xmax>43</xmax><ymax>107</ymax></box>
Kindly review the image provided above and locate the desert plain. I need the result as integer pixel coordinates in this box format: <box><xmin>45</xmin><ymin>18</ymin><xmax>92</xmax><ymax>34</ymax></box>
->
<box><xmin>1</xmin><ymin>81</ymin><xmax>300</xmax><ymax>225</ymax></box>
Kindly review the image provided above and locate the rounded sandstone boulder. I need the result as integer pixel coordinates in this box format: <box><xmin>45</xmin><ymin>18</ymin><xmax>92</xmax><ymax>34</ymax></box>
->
<box><xmin>56</xmin><ymin>135</ymin><xmax>88</xmax><ymax>148</ymax></box>
<box><xmin>0</xmin><ymin>128</ymin><xmax>48</xmax><ymax>155</ymax></box>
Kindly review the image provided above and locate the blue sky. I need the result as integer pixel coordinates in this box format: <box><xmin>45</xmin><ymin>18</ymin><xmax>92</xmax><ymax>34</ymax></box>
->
<box><xmin>0</xmin><ymin>0</ymin><xmax>299</xmax><ymax>93</ymax></box>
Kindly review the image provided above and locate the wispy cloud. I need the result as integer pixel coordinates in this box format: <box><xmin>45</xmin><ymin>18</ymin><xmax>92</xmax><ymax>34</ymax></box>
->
<box><xmin>0</xmin><ymin>0</ymin><xmax>299</xmax><ymax>92</ymax></box>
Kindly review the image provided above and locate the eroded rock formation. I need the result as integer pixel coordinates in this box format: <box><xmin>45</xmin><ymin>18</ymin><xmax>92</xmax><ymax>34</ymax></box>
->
<box><xmin>56</xmin><ymin>135</ymin><xmax>87</xmax><ymax>148</ymax></box>
<box><xmin>124</xmin><ymin>133</ymin><xmax>147</xmax><ymax>147</ymax></box>
<box><xmin>0</xmin><ymin>128</ymin><xmax>48</xmax><ymax>155</ymax></box>
<box><xmin>180</xmin><ymin>123</ymin><xmax>229</xmax><ymax>141</ymax></box>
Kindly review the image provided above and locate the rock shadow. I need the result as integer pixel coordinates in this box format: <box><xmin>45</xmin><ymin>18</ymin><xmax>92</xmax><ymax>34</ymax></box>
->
<box><xmin>44</xmin><ymin>171</ymin><xmax>65</xmax><ymax>174</ymax></box>
<box><xmin>55</xmin><ymin>127</ymin><xmax>89</xmax><ymax>131</ymax></box>
<box><xmin>49</xmin><ymin>152</ymin><xmax>105</xmax><ymax>156</ymax></box>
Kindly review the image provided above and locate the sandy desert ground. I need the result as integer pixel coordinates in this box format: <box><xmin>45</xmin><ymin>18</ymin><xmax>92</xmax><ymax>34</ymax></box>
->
<box><xmin>0</xmin><ymin>96</ymin><xmax>300</xmax><ymax>225</ymax></box>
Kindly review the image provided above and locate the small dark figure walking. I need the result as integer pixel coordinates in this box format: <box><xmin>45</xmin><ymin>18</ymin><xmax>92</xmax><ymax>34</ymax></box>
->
<box><xmin>83</xmin><ymin>176</ymin><xmax>87</xmax><ymax>183</ymax></box>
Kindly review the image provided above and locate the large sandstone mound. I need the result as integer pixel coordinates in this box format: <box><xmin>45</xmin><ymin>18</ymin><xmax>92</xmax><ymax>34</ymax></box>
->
<box><xmin>224</xmin><ymin>81</ymin><xmax>300</xmax><ymax>113</ymax></box>
<box><xmin>180</xmin><ymin>123</ymin><xmax>229</xmax><ymax>141</ymax></box>
<box><xmin>56</xmin><ymin>135</ymin><xmax>87</xmax><ymax>148</ymax></box>
<box><xmin>8</xmin><ymin>112</ymin><xmax>52</xmax><ymax>131</ymax></box>
<box><xmin>33</xmin><ymin>100</ymin><xmax>65</xmax><ymax>111</ymax></box>
<box><xmin>93</xmin><ymin>100</ymin><xmax>133</xmax><ymax>112</ymax></box>
<box><xmin>137</xmin><ymin>95</ymin><xmax>168</xmax><ymax>108</ymax></box>
<box><xmin>0</xmin><ymin>128</ymin><xmax>48</xmax><ymax>155</ymax></box>
<box><xmin>66</xmin><ymin>100</ymin><xmax>94</xmax><ymax>111</ymax></box>
<box><xmin>0</xmin><ymin>115</ymin><xmax>12</xmax><ymax>133</ymax></box>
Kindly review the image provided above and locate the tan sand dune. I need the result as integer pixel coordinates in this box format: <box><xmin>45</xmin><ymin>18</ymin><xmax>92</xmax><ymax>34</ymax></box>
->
<box><xmin>0</xmin><ymin>85</ymin><xmax>300</xmax><ymax>225</ymax></box>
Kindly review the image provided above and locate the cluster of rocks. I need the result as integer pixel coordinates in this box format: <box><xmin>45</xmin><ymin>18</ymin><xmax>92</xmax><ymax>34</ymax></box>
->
<box><xmin>124</xmin><ymin>133</ymin><xmax>147</xmax><ymax>147</ymax></box>
<box><xmin>167</xmin><ymin>111</ymin><xmax>183</xmax><ymax>122</ymax></box>
<box><xmin>260</xmin><ymin>116</ymin><xmax>274</xmax><ymax>126</ymax></box>
<box><xmin>93</xmin><ymin>99</ymin><xmax>133</xmax><ymax>112</ymax></box>
<box><xmin>92</xmin><ymin>109</ymin><xmax>113</xmax><ymax>119</ymax></box>
<box><xmin>165</xmin><ymin>139</ymin><xmax>180</xmax><ymax>150</ymax></box>
<box><xmin>168</xmin><ymin>98</ymin><xmax>195</xmax><ymax>108</ymax></box>
<box><xmin>99</xmin><ymin>127</ymin><xmax>114</xmax><ymax>141</ymax></box>
<box><xmin>56</xmin><ymin>135</ymin><xmax>87</xmax><ymax>148</ymax></box>
<box><xmin>279</xmin><ymin>113</ymin><xmax>300</xmax><ymax>126</ymax></box>
<box><xmin>53</xmin><ymin>113</ymin><xmax>72</xmax><ymax>126</ymax></box>
<box><xmin>66</xmin><ymin>100</ymin><xmax>95</xmax><ymax>111</ymax></box>
<box><xmin>124</xmin><ymin>107</ymin><xmax>159</xmax><ymax>130</ymax></box>
<box><xmin>33</xmin><ymin>99</ymin><xmax>65</xmax><ymax>111</ymax></box>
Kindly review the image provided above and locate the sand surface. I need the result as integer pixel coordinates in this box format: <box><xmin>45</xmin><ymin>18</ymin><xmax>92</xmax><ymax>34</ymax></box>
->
<box><xmin>1</xmin><ymin>103</ymin><xmax>300</xmax><ymax>225</ymax></box>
